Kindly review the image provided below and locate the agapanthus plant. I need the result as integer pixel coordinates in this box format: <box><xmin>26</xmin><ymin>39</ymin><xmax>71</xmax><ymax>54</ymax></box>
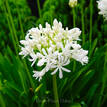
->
<box><xmin>19</xmin><ymin>19</ymin><xmax>88</xmax><ymax>81</ymax></box>
<box><xmin>97</xmin><ymin>0</ymin><xmax>107</xmax><ymax>20</ymax></box>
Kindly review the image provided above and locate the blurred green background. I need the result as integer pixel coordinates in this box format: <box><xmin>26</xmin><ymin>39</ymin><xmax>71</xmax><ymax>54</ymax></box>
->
<box><xmin>0</xmin><ymin>0</ymin><xmax>107</xmax><ymax>107</ymax></box>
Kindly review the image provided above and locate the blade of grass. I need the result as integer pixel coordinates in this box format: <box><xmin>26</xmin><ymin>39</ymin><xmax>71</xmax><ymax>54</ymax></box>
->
<box><xmin>74</xmin><ymin>70</ymin><xmax>95</xmax><ymax>95</ymax></box>
<box><xmin>97</xmin><ymin>48</ymin><xmax>107</xmax><ymax>107</ymax></box>
<box><xmin>6</xmin><ymin>47</ymin><xmax>35</xmax><ymax>90</ymax></box>
<box><xmin>63</xmin><ymin>58</ymin><xmax>96</xmax><ymax>95</ymax></box>
<box><xmin>0</xmin><ymin>80</ymin><xmax>6</xmax><ymax>107</ymax></box>
<box><xmin>41</xmin><ymin>99</ymin><xmax>46</xmax><ymax>107</ymax></box>
<box><xmin>2</xmin><ymin>2</ymin><xmax>18</xmax><ymax>55</ymax></box>
<box><xmin>35</xmin><ymin>83</ymin><xmax>43</xmax><ymax>93</ymax></box>
<box><xmin>89</xmin><ymin>38</ymin><xmax>98</xmax><ymax>57</ymax></box>
<box><xmin>23</xmin><ymin>60</ymin><xmax>35</xmax><ymax>89</ymax></box>
<box><xmin>16</xmin><ymin>7</ymin><xmax>25</xmax><ymax>39</ymax></box>
<box><xmin>87</xmin><ymin>84</ymin><xmax>99</xmax><ymax>104</ymax></box>
<box><xmin>0</xmin><ymin>93</ymin><xmax>6</xmax><ymax>107</ymax></box>
<box><xmin>5</xmin><ymin>0</ymin><xmax>19</xmax><ymax>49</ymax></box>
<box><xmin>17</xmin><ymin>69</ymin><xmax>28</xmax><ymax>94</ymax></box>
<box><xmin>5</xmin><ymin>0</ymin><xmax>36</xmax><ymax>90</ymax></box>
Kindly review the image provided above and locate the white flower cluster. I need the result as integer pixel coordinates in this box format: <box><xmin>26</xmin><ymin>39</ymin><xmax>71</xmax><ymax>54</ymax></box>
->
<box><xmin>97</xmin><ymin>0</ymin><xmax>107</xmax><ymax>20</ymax></box>
<box><xmin>69</xmin><ymin>0</ymin><xmax>77</xmax><ymax>8</ymax></box>
<box><xmin>19</xmin><ymin>19</ymin><xmax>88</xmax><ymax>81</ymax></box>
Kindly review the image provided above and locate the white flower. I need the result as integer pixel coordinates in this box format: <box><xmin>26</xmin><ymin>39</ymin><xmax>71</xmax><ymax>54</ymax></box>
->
<box><xmin>51</xmin><ymin>54</ymin><xmax>71</xmax><ymax>78</ymax></box>
<box><xmin>68</xmin><ymin>28</ymin><xmax>81</xmax><ymax>41</ymax></box>
<box><xmin>71</xmin><ymin>44</ymin><xmax>88</xmax><ymax>65</ymax></box>
<box><xmin>19</xmin><ymin>19</ymin><xmax>88</xmax><ymax>81</ymax></box>
<box><xmin>29</xmin><ymin>53</ymin><xmax>38</xmax><ymax>66</ymax></box>
<box><xmin>37</xmin><ymin>48</ymin><xmax>57</xmax><ymax>66</ymax></box>
<box><xmin>69</xmin><ymin>0</ymin><xmax>77</xmax><ymax>8</ymax></box>
<box><xmin>19</xmin><ymin>46</ymin><xmax>33</xmax><ymax>58</ymax></box>
<box><xmin>97</xmin><ymin>0</ymin><xmax>107</xmax><ymax>20</ymax></box>
<box><xmin>28</xmin><ymin>28</ymin><xmax>41</xmax><ymax>37</ymax></box>
<box><xmin>60</xmin><ymin>41</ymin><xmax>72</xmax><ymax>58</ymax></box>
<box><xmin>33</xmin><ymin>68</ymin><xmax>46</xmax><ymax>81</ymax></box>
<box><xmin>52</xmin><ymin>19</ymin><xmax>63</xmax><ymax>33</ymax></box>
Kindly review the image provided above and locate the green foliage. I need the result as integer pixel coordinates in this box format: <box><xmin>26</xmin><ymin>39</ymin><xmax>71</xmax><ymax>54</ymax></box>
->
<box><xmin>0</xmin><ymin>0</ymin><xmax>36</xmax><ymax>53</ymax></box>
<box><xmin>0</xmin><ymin>0</ymin><xmax>107</xmax><ymax>107</ymax></box>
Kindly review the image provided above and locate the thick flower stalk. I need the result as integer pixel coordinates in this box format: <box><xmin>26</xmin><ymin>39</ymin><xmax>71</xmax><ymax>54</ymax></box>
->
<box><xmin>69</xmin><ymin>0</ymin><xmax>77</xmax><ymax>8</ymax></box>
<box><xmin>97</xmin><ymin>0</ymin><xmax>107</xmax><ymax>20</ymax></box>
<box><xmin>19</xmin><ymin>19</ymin><xmax>88</xmax><ymax>81</ymax></box>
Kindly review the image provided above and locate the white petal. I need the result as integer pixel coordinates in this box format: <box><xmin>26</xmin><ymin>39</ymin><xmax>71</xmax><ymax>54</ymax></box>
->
<box><xmin>20</xmin><ymin>40</ymin><xmax>26</xmax><ymax>45</ymax></box>
<box><xmin>61</xmin><ymin>67</ymin><xmax>71</xmax><ymax>72</ymax></box>
<box><xmin>47</xmin><ymin>47</ymin><xmax>52</xmax><ymax>54</ymax></box>
<box><xmin>42</xmin><ymin>48</ymin><xmax>47</xmax><ymax>56</ymax></box>
<box><xmin>37</xmin><ymin>59</ymin><xmax>45</xmax><ymax>66</ymax></box>
<box><xmin>33</xmin><ymin>68</ymin><xmax>46</xmax><ymax>81</ymax></box>
<box><xmin>63</xmin><ymin>59</ymin><xmax>70</xmax><ymax>66</ymax></box>
<box><xmin>53</xmin><ymin>19</ymin><xmax>58</xmax><ymax>25</ymax></box>
<box><xmin>58</xmin><ymin>54</ymin><xmax>61</xmax><ymax>62</ymax></box>
<box><xmin>71</xmin><ymin>43</ymin><xmax>81</xmax><ymax>49</ymax></box>
<box><xmin>39</xmin><ymin>77</ymin><xmax>42</xmax><ymax>81</ymax></box>
<box><xmin>59</xmin><ymin>68</ymin><xmax>63</xmax><ymax>78</ymax></box>
<box><xmin>36</xmin><ymin>53</ymin><xmax>43</xmax><ymax>58</ymax></box>
<box><xmin>51</xmin><ymin>68</ymin><xmax>58</xmax><ymax>75</ymax></box>
<box><xmin>51</xmin><ymin>65</ymin><xmax>57</xmax><ymax>69</ymax></box>
<box><xmin>31</xmin><ymin>60</ymin><xmax>36</xmax><ymax>66</ymax></box>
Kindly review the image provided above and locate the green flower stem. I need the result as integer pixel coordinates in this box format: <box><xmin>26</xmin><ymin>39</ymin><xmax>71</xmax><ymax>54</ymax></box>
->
<box><xmin>73</xmin><ymin>61</ymin><xmax>76</xmax><ymax>72</ymax></box>
<box><xmin>37</xmin><ymin>0</ymin><xmax>41</xmax><ymax>18</ymax></box>
<box><xmin>72</xmin><ymin>8</ymin><xmax>76</xmax><ymax>72</ymax></box>
<box><xmin>89</xmin><ymin>0</ymin><xmax>93</xmax><ymax>48</ymax></box>
<box><xmin>52</xmin><ymin>74</ymin><xmax>60</xmax><ymax>107</ymax></box>
<box><xmin>81</xmin><ymin>1</ymin><xmax>85</xmax><ymax>46</ymax></box>
<box><xmin>72</xmin><ymin>8</ymin><xmax>76</xmax><ymax>27</ymax></box>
